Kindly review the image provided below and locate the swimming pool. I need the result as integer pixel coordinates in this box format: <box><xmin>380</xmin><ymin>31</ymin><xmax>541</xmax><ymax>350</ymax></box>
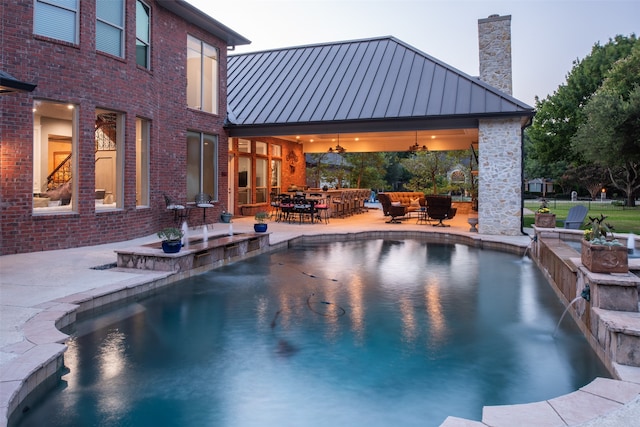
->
<box><xmin>15</xmin><ymin>239</ymin><xmax>609</xmax><ymax>427</ymax></box>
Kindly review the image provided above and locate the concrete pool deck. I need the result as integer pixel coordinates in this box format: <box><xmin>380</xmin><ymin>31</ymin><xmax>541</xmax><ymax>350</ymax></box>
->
<box><xmin>1</xmin><ymin>207</ymin><xmax>639</xmax><ymax>426</ymax></box>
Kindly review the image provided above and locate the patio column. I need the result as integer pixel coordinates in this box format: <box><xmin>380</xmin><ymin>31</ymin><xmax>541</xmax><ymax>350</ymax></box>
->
<box><xmin>478</xmin><ymin>118</ymin><xmax>522</xmax><ymax>235</ymax></box>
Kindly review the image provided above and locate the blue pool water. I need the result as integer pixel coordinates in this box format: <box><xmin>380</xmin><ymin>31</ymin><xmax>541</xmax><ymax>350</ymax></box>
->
<box><xmin>16</xmin><ymin>239</ymin><xmax>609</xmax><ymax>427</ymax></box>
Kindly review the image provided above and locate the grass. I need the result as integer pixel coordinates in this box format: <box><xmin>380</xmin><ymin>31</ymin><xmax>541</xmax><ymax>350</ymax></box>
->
<box><xmin>523</xmin><ymin>200</ymin><xmax>640</xmax><ymax>234</ymax></box>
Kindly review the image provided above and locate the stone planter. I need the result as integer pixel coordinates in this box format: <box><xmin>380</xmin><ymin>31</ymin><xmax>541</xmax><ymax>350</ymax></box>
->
<box><xmin>534</xmin><ymin>213</ymin><xmax>556</xmax><ymax>228</ymax></box>
<box><xmin>581</xmin><ymin>240</ymin><xmax>629</xmax><ymax>274</ymax></box>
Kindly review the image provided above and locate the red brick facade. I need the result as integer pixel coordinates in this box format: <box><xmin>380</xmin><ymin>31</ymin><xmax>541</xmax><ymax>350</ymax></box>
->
<box><xmin>0</xmin><ymin>1</ymin><xmax>234</xmax><ymax>254</ymax></box>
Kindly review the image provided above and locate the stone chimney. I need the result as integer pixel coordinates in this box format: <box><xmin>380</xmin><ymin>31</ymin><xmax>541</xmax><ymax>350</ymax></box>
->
<box><xmin>478</xmin><ymin>14</ymin><xmax>512</xmax><ymax>95</ymax></box>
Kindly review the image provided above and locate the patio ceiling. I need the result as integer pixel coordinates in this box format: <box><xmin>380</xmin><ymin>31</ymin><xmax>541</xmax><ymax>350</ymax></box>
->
<box><xmin>274</xmin><ymin>128</ymin><xmax>478</xmax><ymax>153</ymax></box>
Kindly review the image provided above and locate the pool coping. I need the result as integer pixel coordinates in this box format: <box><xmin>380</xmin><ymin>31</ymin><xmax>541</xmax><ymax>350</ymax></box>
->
<box><xmin>1</xmin><ymin>219</ymin><xmax>639</xmax><ymax>426</ymax></box>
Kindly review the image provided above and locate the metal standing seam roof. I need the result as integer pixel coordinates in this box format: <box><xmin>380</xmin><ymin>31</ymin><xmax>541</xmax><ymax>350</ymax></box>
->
<box><xmin>226</xmin><ymin>36</ymin><xmax>534</xmax><ymax>132</ymax></box>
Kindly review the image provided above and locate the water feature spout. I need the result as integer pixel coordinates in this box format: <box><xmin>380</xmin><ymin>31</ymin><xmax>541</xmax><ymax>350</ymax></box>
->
<box><xmin>203</xmin><ymin>223</ymin><xmax>208</xmax><ymax>242</ymax></box>
<box><xmin>628</xmin><ymin>233</ymin><xmax>636</xmax><ymax>255</ymax></box>
<box><xmin>581</xmin><ymin>284</ymin><xmax>590</xmax><ymax>302</ymax></box>
<box><xmin>553</xmin><ymin>295</ymin><xmax>585</xmax><ymax>338</ymax></box>
<box><xmin>181</xmin><ymin>221</ymin><xmax>189</xmax><ymax>247</ymax></box>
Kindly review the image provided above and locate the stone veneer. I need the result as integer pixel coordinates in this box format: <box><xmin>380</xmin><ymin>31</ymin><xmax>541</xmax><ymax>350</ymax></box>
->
<box><xmin>478</xmin><ymin>117</ymin><xmax>523</xmax><ymax>235</ymax></box>
<box><xmin>476</xmin><ymin>14</ymin><xmax>524</xmax><ymax>236</ymax></box>
<box><xmin>478</xmin><ymin>14</ymin><xmax>513</xmax><ymax>95</ymax></box>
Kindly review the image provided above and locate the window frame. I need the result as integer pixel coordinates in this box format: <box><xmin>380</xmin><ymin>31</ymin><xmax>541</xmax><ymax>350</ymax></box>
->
<box><xmin>186</xmin><ymin>131</ymin><xmax>219</xmax><ymax>202</ymax></box>
<box><xmin>135</xmin><ymin>117</ymin><xmax>150</xmax><ymax>207</ymax></box>
<box><xmin>135</xmin><ymin>0</ymin><xmax>151</xmax><ymax>68</ymax></box>
<box><xmin>34</xmin><ymin>0</ymin><xmax>79</xmax><ymax>44</ymax></box>
<box><xmin>32</xmin><ymin>99</ymin><xmax>78</xmax><ymax>214</ymax></box>
<box><xmin>186</xmin><ymin>34</ymin><xmax>219</xmax><ymax>114</ymax></box>
<box><xmin>96</xmin><ymin>0</ymin><xmax>125</xmax><ymax>58</ymax></box>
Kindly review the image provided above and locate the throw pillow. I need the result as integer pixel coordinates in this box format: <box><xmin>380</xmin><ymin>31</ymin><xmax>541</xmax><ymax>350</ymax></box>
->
<box><xmin>410</xmin><ymin>197</ymin><xmax>420</xmax><ymax>208</ymax></box>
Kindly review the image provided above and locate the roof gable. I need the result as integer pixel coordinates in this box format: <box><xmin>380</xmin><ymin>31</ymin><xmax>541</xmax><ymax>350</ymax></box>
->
<box><xmin>227</xmin><ymin>36</ymin><xmax>533</xmax><ymax>129</ymax></box>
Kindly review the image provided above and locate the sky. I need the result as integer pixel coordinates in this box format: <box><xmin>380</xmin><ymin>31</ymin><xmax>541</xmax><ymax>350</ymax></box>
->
<box><xmin>185</xmin><ymin>0</ymin><xmax>639</xmax><ymax>108</ymax></box>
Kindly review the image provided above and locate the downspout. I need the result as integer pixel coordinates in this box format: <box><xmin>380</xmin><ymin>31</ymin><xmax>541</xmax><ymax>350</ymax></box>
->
<box><xmin>521</xmin><ymin>116</ymin><xmax>534</xmax><ymax>236</ymax></box>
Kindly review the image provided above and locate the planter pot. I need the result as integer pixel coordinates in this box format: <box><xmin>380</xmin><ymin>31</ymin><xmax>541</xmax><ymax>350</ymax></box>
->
<box><xmin>161</xmin><ymin>240</ymin><xmax>182</xmax><ymax>254</ymax></box>
<box><xmin>581</xmin><ymin>240</ymin><xmax>628</xmax><ymax>273</ymax></box>
<box><xmin>254</xmin><ymin>223</ymin><xmax>268</xmax><ymax>233</ymax></box>
<box><xmin>534</xmin><ymin>213</ymin><xmax>556</xmax><ymax>228</ymax></box>
<box><xmin>220</xmin><ymin>213</ymin><xmax>233</xmax><ymax>223</ymax></box>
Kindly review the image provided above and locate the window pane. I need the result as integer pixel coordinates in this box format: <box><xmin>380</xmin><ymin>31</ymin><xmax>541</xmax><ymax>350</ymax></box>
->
<box><xmin>97</xmin><ymin>0</ymin><xmax>123</xmax><ymax>26</ymax></box>
<box><xmin>187</xmin><ymin>37</ymin><xmax>202</xmax><ymax>109</ymax></box>
<box><xmin>238</xmin><ymin>157</ymin><xmax>251</xmax><ymax>205</ymax></box>
<box><xmin>136</xmin><ymin>1</ymin><xmax>150</xmax><ymax>68</ymax></box>
<box><xmin>272</xmin><ymin>144</ymin><xmax>282</xmax><ymax>157</ymax></box>
<box><xmin>238</xmin><ymin>139</ymin><xmax>251</xmax><ymax>153</ymax></box>
<box><xmin>203</xmin><ymin>134</ymin><xmax>217</xmax><ymax>197</ymax></box>
<box><xmin>271</xmin><ymin>159</ymin><xmax>281</xmax><ymax>188</ymax></box>
<box><xmin>256</xmin><ymin>158</ymin><xmax>267</xmax><ymax>203</ymax></box>
<box><xmin>256</xmin><ymin>141</ymin><xmax>267</xmax><ymax>155</ymax></box>
<box><xmin>96</xmin><ymin>21</ymin><xmax>122</xmax><ymax>57</ymax></box>
<box><xmin>202</xmin><ymin>43</ymin><xmax>218</xmax><ymax>114</ymax></box>
<box><xmin>95</xmin><ymin>109</ymin><xmax>120</xmax><ymax>210</ymax></box>
<box><xmin>187</xmin><ymin>132</ymin><xmax>201</xmax><ymax>202</ymax></box>
<box><xmin>34</xmin><ymin>1</ymin><xmax>77</xmax><ymax>43</ymax></box>
<box><xmin>135</xmin><ymin>118</ymin><xmax>149</xmax><ymax>207</ymax></box>
<box><xmin>33</xmin><ymin>100</ymin><xmax>76</xmax><ymax>213</ymax></box>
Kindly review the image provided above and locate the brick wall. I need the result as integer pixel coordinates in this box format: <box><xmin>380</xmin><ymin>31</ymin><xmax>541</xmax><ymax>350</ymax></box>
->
<box><xmin>0</xmin><ymin>0</ymin><xmax>231</xmax><ymax>254</ymax></box>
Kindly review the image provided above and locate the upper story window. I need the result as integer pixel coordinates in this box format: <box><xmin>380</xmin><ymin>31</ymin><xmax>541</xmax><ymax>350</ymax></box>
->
<box><xmin>34</xmin><ymin>0</ymin><xmax>79</xmax><ymax>44</ymax></box>
<box><xmin>187</xmin><ymin>35</ymin><xmax>219</xmax><ymax>114</ymax></box>
<box><xmin>96</xmin><ymin>0</ymin><xmax>124</xmax><ymax>57</ymax></box>
<box><xmin>136</xmin><ymin>0</ymin><xmax>150</xmax><ymax>68</ymax></box>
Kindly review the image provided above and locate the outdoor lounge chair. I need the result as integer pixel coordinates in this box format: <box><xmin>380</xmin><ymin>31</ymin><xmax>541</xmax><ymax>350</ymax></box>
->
<box><xmin>378</xmin><ymin>193</ymin><xmax>407</xmax><ymax>223</ymax></box>
<box><xmin>425</xmin><ymin>195</ymin><xmax>457</xmax><ymax>227</ymax></box>
<box><xmin>563</xmin><ymin>205</ymin><xmax>588</xmax><ymax>229</ymax></box>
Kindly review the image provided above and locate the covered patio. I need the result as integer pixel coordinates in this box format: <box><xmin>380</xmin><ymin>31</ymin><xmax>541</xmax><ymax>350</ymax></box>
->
<box><xmin>225</xmin><ymin>28</ymin><xmax>534</xmax><ymax>235</ymax></box>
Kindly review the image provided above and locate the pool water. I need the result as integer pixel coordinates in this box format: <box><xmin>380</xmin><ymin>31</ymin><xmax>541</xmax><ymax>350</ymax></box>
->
<box><xmin>16</xmin><ymin>239</ymin><xmax>609</xmax><ymax>427</ymax></box>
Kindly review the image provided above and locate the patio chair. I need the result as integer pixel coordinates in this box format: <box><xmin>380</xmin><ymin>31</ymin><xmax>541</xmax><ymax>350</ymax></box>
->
<box><xmin>164</xmin><ymin>193</ymin><xmax>187</xmax><ymax>224</ymax></box>
<box><xmin>425</xmin><ymin>195</ymin><xmax>457</xmax><ymax>227</ymax></box>
<box><xmin>377</xmin><ymin>193</ymin><xmax>407</xmax><ymax>224</ymax></box>
<box><xmin>563</xmin><ymin>205</ymin><xmax>588</xmax><ymax>229</ymax></box>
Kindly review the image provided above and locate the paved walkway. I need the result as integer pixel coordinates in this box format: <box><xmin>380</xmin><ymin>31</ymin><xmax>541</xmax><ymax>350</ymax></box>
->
<box><xmin>1</xmin><ymin>207</ymin><xmax>638</xmax><ymax>426</ymax></box>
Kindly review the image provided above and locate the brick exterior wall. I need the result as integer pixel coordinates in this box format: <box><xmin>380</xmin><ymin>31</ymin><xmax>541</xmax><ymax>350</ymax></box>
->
<box><xmin>1</xmin><ymin>1</ymin><xmax>232</xmax><ymax>254</ymax></box>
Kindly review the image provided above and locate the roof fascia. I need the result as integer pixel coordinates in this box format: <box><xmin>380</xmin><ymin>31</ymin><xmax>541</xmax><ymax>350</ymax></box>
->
<box><xmin>157</xmin><ymin>0</ymin><xmax>250</xmax><ymax>48</ymax></box>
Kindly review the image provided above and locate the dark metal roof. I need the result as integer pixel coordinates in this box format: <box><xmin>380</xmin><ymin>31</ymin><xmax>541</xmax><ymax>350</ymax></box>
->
<box><xmin>226</xmin><ymin>36</ymin><xmax>533</xmax><ymax>135</ymax></box>
<box><xmin>0</xmin><ymin>70</ymin><xmax>37</xmax><ymax>94</ymax></box>
<box><xmin>157</xmin><ymin>0</ymin><xmax>250</xmax><ymax>48</ymax></box>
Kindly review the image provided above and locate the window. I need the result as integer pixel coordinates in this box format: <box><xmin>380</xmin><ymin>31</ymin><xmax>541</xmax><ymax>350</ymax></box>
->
<box><xmin>238</xmin><ymin>138</ymin><xmax>251</xmax><ymax>153</ymax></box>
<box><xmin>272</xmin><ymin>144</ymin><xmax>282</xmax><ymax>157</ymax></box>
<box><xmin>187</xmin><ymin>132</ymin><xmax>218</xmax><ymax>202</ymax></box>
<box><xmin>256</xmin><ymin>141</ymin><xmax>267</xmax><ymax>155</ymax></box>
<box><xmin>271</xmin><ymin>159</ymin><xmax>281</xmax><ymax>196</ymax></box>
<box><xmin>136</xmin><ymin>0</ymin><xmax>150</xmax><ymax>68</ymax></box>
<box><xmin>135</xmin><ymin>118</ymin><xmax>150</xmax><ymax>207</ymax></box>
<box><xmin>256</xmin><ymin>158</ymin><xmax>268</xmax><ymax>203</ymax></box>
<box><xmin>187</xmin><ymin>35</ymin><xmax>219</xmax><ymax>114</ymax></box>
<box><xmin>96</xmin><ymin>0</ymin><xmax>124</xmax><ymax>57</ymax></box>
<box><xmin>34</xmin><ymin>0</ymin><xmax>79</xmax><ymax>43</ymax></box>
<box><xmin>32</xmin><ymin>100</ymin><xmax>77</xmax><ymax>212</ymax></box>
<box><xmin>95</xmin><ymin>109</ymin><xmax>123</xmax><ymax>210</ymax></box>
<box><xmin>238</xmin><ymin>156</ymin><xmax>251</xmax><ymax>205</ymax></box>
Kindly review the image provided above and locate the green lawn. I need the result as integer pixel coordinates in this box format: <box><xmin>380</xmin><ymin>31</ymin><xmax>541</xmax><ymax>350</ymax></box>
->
<box><xmin>523</xmin><ymin>200</ymin><xmax>640</xmax><ymax>234</ymax></box>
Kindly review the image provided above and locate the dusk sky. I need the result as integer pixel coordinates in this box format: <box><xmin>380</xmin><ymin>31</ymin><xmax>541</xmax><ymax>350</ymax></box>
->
<box><xmin>186</xmin><ymin>0</ymin><xmax>638</xmax><ymax>107</ymax></box>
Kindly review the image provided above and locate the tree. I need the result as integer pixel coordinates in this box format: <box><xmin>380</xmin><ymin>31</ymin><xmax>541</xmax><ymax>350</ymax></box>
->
<box><xmin>400</xmin><ymin>151</ymin><xmax>456</xmax><ymax>194</ymax></box>
<box><xmin>526</xmin><ymin>35</ymin><xmax>639</xmax><ymax>180</ymax></box>
<box><xmin>572</xmin><ymin>44</ymin><xmax>640</xmax><ymax>206</ymax></box>
<box><xmin>343</xmin><ymin>152</ymin><xmax>387</xmax><ymax>190</ymax></box>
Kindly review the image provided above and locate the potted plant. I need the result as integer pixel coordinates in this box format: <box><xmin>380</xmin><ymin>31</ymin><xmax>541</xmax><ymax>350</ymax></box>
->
<box><xmin>157</xmin><ymin>227</ymin><xmax>184</xmax><ymax>253</ymax></box>
<box><xmin>534</xmin><ymin>199</ymin><xmax>556</xmax><ymax>228</ymax></box>
<box><xmin>220</xmin><ymin>206</ymin><xmax>233</xmax><ymax>223</ymax></box>
<box><xmin>254</xmin><ymin>211</ymin><xmax>270</xmax><ymax>232</ymax></box>
<box><xmin>581</xmin><ymin>214</ymin><xmax>628</xmax><ymax>273</ymax></box>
